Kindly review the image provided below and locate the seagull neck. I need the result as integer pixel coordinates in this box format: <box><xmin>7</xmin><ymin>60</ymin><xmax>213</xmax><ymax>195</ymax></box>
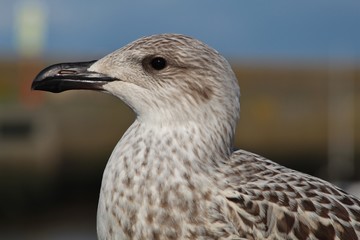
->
<box><xmin>120</xmin><ymin>119</ymin><xmax>233</xmax><ymax>168</ymax></box>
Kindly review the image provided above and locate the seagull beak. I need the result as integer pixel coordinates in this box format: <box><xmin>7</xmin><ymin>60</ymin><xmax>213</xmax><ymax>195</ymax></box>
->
<box><xmin>31</xmin><ymin>60</ymin><xmax>117</xmax><ymax>93</ymax></box>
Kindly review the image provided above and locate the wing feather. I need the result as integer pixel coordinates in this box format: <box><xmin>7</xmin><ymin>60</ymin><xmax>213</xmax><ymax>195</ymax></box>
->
<box><xmin>220</xmin><ymin>149</ymin><xmax>360</xmax><ymax>240</ymax></box>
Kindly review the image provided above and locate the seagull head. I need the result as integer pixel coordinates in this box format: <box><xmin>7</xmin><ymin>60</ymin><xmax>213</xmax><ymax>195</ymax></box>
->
<box><xmin>32</xmin><ymin>34</ymin><xmax>240</xmax><ymax>126</ymax></box>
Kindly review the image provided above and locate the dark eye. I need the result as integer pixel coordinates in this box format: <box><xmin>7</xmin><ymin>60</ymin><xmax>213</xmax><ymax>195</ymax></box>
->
<box><xmin>150</xmin><ymin>57</ymin><xmax>167</xmax><ymax>70</ymax></box>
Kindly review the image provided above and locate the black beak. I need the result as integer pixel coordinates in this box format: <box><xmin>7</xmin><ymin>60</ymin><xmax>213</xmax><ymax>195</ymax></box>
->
<box><xmin>31</xmin><ymin>60</ymin><xmax>117</xmax><ymax>93</ymax></box>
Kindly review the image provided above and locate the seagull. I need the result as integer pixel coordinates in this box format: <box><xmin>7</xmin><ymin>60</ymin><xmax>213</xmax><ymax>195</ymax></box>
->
<box><xmin>32</xmin><ymin>34</ymin><xmax>359</xmax><ymax>240</ymax></box>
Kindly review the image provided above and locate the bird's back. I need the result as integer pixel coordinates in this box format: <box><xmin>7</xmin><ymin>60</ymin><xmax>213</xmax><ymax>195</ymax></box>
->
<box><xmin>220</xmin><ymin>149</ymin><xmax>360</xmax><ymax>239</ymax></box>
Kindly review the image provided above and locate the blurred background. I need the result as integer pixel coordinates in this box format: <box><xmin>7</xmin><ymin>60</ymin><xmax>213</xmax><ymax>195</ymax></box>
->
<box><xmin>1</xmin><ymin>0</ymin><xmax>360</xmax><ymax>239</ymax></box>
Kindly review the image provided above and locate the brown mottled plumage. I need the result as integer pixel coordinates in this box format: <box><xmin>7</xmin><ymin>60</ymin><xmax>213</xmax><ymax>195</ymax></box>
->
<box><xmin>32</xmin><ymin>34</ymin><xmax>360</xmax><ymax>239</ymax></box>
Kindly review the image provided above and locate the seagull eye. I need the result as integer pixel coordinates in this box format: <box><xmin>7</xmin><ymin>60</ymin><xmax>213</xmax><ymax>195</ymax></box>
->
<box><xmin>150</xmin><ymin>57</ymin><xmax>167</xmax><ymax>70</ymax></box>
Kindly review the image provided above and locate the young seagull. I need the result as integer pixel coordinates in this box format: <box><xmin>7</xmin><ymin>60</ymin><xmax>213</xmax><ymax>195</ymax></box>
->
<box><xmin>32</xmin><ymin>34</ymin><xmax>359</xmax><ymax>240</ymax></box>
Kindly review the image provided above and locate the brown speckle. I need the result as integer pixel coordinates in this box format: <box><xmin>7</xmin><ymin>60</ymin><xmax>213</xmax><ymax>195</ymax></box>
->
<box><xmin>108</xmin><ymin>226</ymin><xmax>113</xmax><ymax>237</ymax></box>
<box><xmin>293</xmin><ymin>221</ymin><xmax>310</xmax><ymax>240</ymax></box>
<box><xmin>337</xmin><ymin>224</ymin><xmax>357</xmax><ymax>240</ymax></box>
<box><xmin>187</xmin><ymin>82</ymin><xmax>213</xmax><ymax>101</ymax></box>
<box><xmin>122</xmin><ymin>176</ymin><xmax>132</xmax><ymax>187</ymax></box>
<box><xmin>268</xmin><ymin>192</ymin><xmax>279</xmax><ymax>203</ymax></box>
<box><xmin>239</xmin><ymin>214</ymin><xmax>253</xmax><ymax>228</ymax></box>
<box><xmin>313</xmin><ymin>222</ymin><xmax>335</xmax><ymax>240</ymax></box>
<box><xmin>146</xmin><ymin>212</ymin><xmax>154</xmax><ymax>224</ymax></box>
<box><xmin>316</xmin><ymin>206</ymin><xmax>330</xmax><ymax>218</ymax></box>
<box><xmin>277</xmin><ymin>212</ymin><xmax>295</xmax><ymax>234</ymax></box>
<box><xmin>340</xmin><ymin>196</ymin><xmax>354</xmax><ymax>206</ymax></box>
<box><xmin>331</xmin><ymin>200</ymin><xmax>350</xmax><ymax>221</ymax></box>
<box><xmin>245</xmin><ymin>201</ymin><xmax>260</xmax><ymax>216</ymax></box>
<box><xmin>301</xmin><ymin>199</ymin><xmax>316</xmax><ymax>212</ymax></box>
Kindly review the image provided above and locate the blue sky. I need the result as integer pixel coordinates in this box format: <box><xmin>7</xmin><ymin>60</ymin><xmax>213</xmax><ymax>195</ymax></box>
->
<box><xmin>1</xmin><ymin>0</ymin><xmax>360</xmax><ymax>61</ymax></box>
